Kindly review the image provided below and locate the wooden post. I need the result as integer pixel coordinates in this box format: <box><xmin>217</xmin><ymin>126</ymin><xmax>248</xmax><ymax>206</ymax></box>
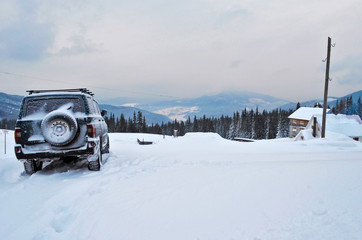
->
<box><xmin>313</xmin><ymin>117</ymin><xmax>317</xmax><ymax>137</ymax></box>
<box><xmin>322</xmin><ymin>37</ymin><xmax>332</xmax><ymax>138</ymax></box>
<box><xmin>3</xmin><ymin>130</ymin><xmax>7</xmax><ymax>154</ymax></box>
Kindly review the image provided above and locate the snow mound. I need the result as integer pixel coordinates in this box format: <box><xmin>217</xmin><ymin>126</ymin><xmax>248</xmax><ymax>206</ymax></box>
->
<box><xmin>182</xmin><ymin>132</ymin><xmax>225</xmax><ymax>141</ymax></box>
<box><xmin>296</xmin><ymin>129</ymin><xmax>359</xmax><ymax>147</ymax></box>
<box><xmin>1</xmin><ymin>131</ymin><xmax>362</xmax><ymax>240</ymax></box>
<box><xmin>0</xmin><ymin>130</ymin><xmax>23</xmax><ymax>183</ymax></box>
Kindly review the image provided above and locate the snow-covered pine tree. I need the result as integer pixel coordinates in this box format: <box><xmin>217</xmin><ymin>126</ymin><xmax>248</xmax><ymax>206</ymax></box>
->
<box><xmin>267</xmin><ymin>109</ymin><xmax>279</xmax><ymax>139</ymax></box>
<box><xmin>276</xmin><ymin>110</ymin><xmax>290</xmax><ymax>138</ymax></box>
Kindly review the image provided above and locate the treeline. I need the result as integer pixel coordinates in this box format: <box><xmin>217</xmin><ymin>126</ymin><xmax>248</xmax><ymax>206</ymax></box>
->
<box><xmin>331</xmin><ymin>96</ymin><xmax>362</xmax><ymax>117</ymax></box>
<box><xmin>2</xmin><ymin>95</ymin><xmax>361</xmax><ymax>139</ymax></box>
<box><xmin>104</xmin><ymin>108</ymin><xmax>294</xmax><ymax>140</ymax></box>
<box><xmin>0</xmin><ymin>119</ymin><xmax>16</xmax><ymax>130</ymax></box>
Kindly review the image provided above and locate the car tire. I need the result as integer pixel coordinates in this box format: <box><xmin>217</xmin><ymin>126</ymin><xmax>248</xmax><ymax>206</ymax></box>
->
<box><xmin>102</xmin><ymin>136</ymin><xmax>110</xmax><ymax>154</ymax></box>
<box><xmin>41</xmin><ymin>110</ymin><xmax>78</xmax><ymax>146</ymax></box>
<box><xmin>88</xmin><ymin>139</ymin><xmax>102</xmax><ymax>171</ymax></box>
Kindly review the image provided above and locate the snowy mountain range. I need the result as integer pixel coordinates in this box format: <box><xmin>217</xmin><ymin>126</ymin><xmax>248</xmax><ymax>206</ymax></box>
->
<box><xmin>279</xmin><ymin>97</ymin><xmax>340</xmax><ymax>110</ymax></box>
<box><xmin>280</xmin><ymin>90</ymin><xmax>362</xmax><ymax>110</ymax></box>
<box><xmin>135</xmin><ymin>91</ymin><xmax>293</xmax><ymax>121</ymax></box>
<box><xmin>99</xmin><ymin>104</ymin><xmax>171</xmax><ymax>124</ymax></box>
<box><xmin>1</xmin><ymin>90</ymin><xmax>362</xmax><ymax>122</ymax></box>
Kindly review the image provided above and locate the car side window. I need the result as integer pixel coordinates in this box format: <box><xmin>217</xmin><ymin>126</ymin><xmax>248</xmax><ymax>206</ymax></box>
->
<box><xmin>93</xmin><ymin>100</ymin><xmax>101</xmax><ymax>115</ymax></box>
<box><xmin>87</xmin><ymin>97</ymin><xmax>95</xmax><ymax>114</ymax></box>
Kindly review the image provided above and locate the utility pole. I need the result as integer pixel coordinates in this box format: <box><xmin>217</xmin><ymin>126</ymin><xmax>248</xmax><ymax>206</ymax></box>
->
<box><xmin>321</xmin><ymin>37</ymin><xmax>332</xmax><ymax>138</ymax></box>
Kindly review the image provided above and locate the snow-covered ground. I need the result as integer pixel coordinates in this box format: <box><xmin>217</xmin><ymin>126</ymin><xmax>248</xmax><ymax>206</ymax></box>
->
<box><xmin>0</xmin><ymin>130</ymin><xmax>362</xmax><ymax>240</ymax></box>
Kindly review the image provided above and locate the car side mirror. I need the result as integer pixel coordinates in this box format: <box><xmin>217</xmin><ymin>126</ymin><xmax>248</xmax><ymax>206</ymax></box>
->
<box><xmin>101</xmin><ymin>110</ymin><xmax>107</xmax><ymax>116</ymax></box>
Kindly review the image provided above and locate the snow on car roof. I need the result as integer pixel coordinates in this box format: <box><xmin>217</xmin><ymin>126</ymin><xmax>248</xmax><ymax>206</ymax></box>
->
<box><xmin>25</xmin><ymin>92</ymin><xmax>90</xmax><ymax>97</ymax></box>
<box><xmin>26</xmin><ymin>88</ymin><xmax>94</xmax><ymax>96</ymax></box>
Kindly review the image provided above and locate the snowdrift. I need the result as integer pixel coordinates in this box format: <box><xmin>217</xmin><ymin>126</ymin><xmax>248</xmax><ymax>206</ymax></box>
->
<box><xmin>0</xmin><ymin>130</ymin><xmax>362</xmax><ymax>240</ymax></box>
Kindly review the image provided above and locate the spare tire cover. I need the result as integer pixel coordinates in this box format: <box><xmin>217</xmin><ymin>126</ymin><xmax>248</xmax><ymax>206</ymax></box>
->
<box><xmin>41</xmin><ymin>110</ymin><xmax>78</xmax><ymax>146</ymax></box>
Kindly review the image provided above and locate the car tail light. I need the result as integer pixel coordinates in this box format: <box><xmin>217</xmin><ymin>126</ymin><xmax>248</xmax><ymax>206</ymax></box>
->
<box><xmin>87</xmin><ymin>124</ymin><xmax>96</xmax><ymax>137</ymax></box>
<box><xmin>88</xmin><ymin>142</ymin><xmax>96</xmax><ymax>148</ymax></box>
<box><xmin>15</xmin><ymin>146</ymin><xmax>22</xmax><ymax>154</ymax></box>
<box><xmin>15</xmin><ymin>128</ymin><xmax>22</xmax><ymax>144</ymax></box>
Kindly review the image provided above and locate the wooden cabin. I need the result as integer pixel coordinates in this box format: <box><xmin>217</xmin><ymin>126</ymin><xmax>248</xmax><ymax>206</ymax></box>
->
<box><xmin>296</xmin><ymin>114</ymin><xmax>362</xmax><ymax>142</ymax></box>
<box><xmin>288</xmin><ymin>107</ymin><xmax>327</xmax><ymax>138</ymax></box>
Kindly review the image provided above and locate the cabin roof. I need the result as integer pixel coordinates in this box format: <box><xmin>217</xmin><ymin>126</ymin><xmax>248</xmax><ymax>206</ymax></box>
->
<box><xmin>288</xmin><ymin>107</ymin><xmax>327</xmax><ymax>121</ymax></box>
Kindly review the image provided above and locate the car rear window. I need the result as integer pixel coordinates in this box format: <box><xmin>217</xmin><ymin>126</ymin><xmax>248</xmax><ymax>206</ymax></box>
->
<box><xmin>25</xmin><ymin>98</ymin><xmax>83</xmax><ymax>116</ymax></box>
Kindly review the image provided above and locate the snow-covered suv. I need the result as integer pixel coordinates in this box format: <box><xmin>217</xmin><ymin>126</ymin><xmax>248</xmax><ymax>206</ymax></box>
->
<box><xmin>14</xmin><ymin>88</ymin><xmax>109</xmax><ymax>174</ymax></box>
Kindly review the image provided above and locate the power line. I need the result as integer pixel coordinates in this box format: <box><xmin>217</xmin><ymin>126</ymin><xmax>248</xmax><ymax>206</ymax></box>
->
<box><xmin>0</xmin><ymin>71</ymin><xmax>180</xmax><ymax>99</ymax></box>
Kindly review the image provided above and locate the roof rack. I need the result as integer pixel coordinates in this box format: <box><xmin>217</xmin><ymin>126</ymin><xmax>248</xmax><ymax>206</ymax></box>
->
<box><xmin>26</xmin><ymin>88</ymin><xmax>94</xmax><ymax>96</ymax></box>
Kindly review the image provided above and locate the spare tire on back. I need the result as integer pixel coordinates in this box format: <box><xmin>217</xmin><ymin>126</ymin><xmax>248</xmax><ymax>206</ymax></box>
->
<box><xmin>41</xmin><ymin>110</ymin><xmax>78</xmax><ymax>146</ymax></box>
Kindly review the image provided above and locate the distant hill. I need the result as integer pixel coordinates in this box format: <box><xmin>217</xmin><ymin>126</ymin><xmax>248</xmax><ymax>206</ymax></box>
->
<box><xmin>328</xmin><ymin>90</ymin><xmax>362</xmax><ymax>107</ymax></box>
<box><xmin>280</xmin><ymin>97</ymin><xmax>339</xmax><ymax>110</ymax></box>
<box><xmin>0</xmin><ymin>92</ymin><xmax>23</xmax><ymax>119</ymax></box>
<box><xmin>280</xmin><ymin>90</ymin><xmax>362</xmax><ymax>110</ymax></box>
<box><xmin>136</xmin><ymin>91</ymin><xmax>293</xmax><ymax>121</ymax></box>
<box><xmin>99</xmin><ymin>104</ymin><xmax>171</xmax><ymax>124</ymax></box>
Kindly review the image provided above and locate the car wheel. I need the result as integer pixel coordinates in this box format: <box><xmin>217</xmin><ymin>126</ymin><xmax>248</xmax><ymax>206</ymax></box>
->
<box><xmin>102</xmin><ymin>136</ymin><xmax>110</xmax><ymax>154</ymax></box>
<box><xmin>41</xmin><ymin>110</ymin><xmax>78</xmax><ymax>146</ymax></box>
<box><xmin>88</xmin><ymin>139</ymin><xmax>102</xmax><ymax>171</ymax></box>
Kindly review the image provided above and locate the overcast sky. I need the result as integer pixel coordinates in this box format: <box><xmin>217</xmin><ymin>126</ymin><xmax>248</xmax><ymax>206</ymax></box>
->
<box><xmin>1</xmin><ymin>0</ymin><xmax>362</xmax><ymax>102</ymax></box>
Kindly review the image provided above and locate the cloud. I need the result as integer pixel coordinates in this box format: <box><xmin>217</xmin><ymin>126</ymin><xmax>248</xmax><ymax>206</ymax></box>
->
<box><xmin>333</xmin><ymin>54</ymin><xmax>362</xmax><ymax>85</ymax></box>
<box><xmin>1</xmin><ymin>0</ymin><xmax>362</xmax><ymax>101</ymax></box>
<box><xmin>0</xmin><ymin>20</ymin><xmax>54</xmax><ymax>61</ymax></box>
<box><xmin>334</xmin><ymin>65</ymin><xmax>362</xmax><ymax>86</ymax></box>
<box><xmin>340</xmin><ymin>70</ymin><xmax>362</xmax><ymax>85</ymax></box>
<box><xmin>55</xmin><ymin>34</ymin><xmax>100</xmax><ymax>57</ymax></box>
<box><xmin>230</xmin><ymin>60</ymin><xmax>242</xmax><ymax>68</ymax></box>
<box><xmin>0</xmin><ymin>0</ymin><xmax>54</xmax><ymax>61</ymax></box>
<box><xmin>215</xmin><ymin>7</ymin><xmax>250</xmax><ymax>27</ymax></box>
